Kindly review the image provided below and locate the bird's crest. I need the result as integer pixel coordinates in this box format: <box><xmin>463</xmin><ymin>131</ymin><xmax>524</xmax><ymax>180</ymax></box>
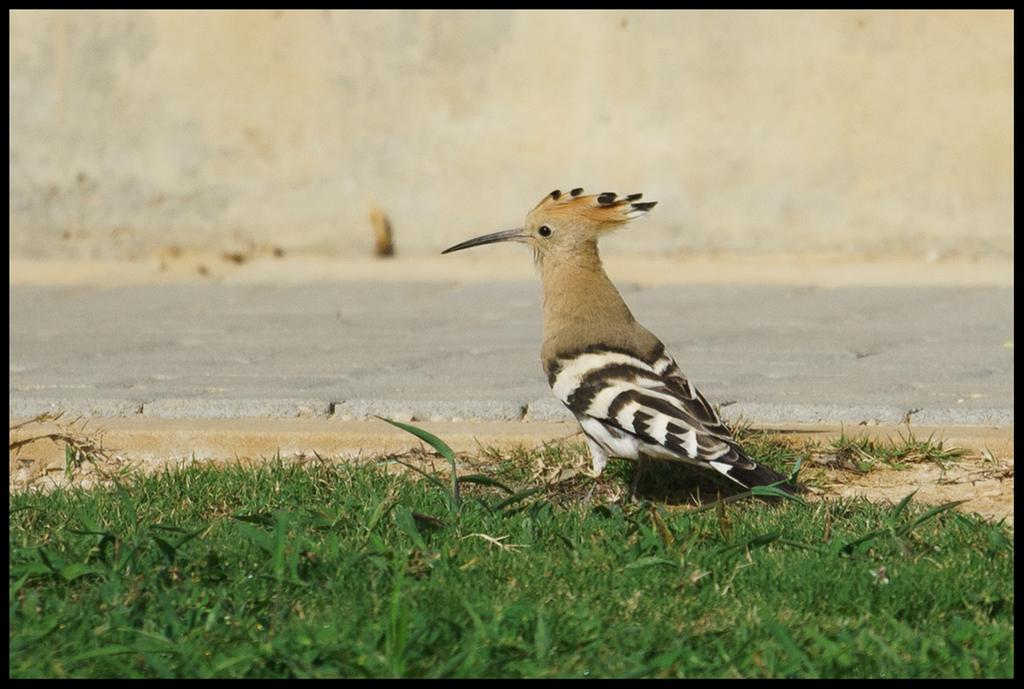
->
<box><xmin>530</xmin><ymin>188</ymin><xmax>657</xmax><ymax>226</ymax></box>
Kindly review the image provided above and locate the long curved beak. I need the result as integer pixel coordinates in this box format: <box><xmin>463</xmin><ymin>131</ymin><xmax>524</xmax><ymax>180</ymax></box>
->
<box><xmin>442</xmin><ymin>228</ymin><xmax>527</xmax><ymax>254</ymax></box>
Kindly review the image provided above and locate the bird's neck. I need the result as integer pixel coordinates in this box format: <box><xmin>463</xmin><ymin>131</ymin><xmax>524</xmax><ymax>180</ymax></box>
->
<box><xmin>538</xmin><ymin>242</ymin><xmax>641</xmax><ymax>358</ymax></box>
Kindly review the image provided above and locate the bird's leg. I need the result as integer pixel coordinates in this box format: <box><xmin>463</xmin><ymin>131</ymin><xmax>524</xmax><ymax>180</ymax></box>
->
<box><xmin>629</xmin><ymin>456</ymin><xmax>647</xmax><ymax>502</ymax></box>
<box><xmin>583</xmin><ymin>435</ymin><xmax>609</xmax><ymax>477</ymax></box>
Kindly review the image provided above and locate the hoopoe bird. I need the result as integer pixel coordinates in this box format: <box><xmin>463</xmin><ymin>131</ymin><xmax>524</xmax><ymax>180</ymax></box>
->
<box><xmin>443</xmin><ymin>188</ymin><xmax>800</xmax><ymax>496</ymax></box>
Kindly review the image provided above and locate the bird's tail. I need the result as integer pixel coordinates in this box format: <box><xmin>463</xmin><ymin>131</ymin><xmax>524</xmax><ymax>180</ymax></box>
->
<box><xmin>718</xmin><ymin>460</ymin><xmax>804</xmax><ymax>496</ymax></box>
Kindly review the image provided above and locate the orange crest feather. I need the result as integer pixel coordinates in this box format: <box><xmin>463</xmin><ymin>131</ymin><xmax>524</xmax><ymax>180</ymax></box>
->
<box><xmin>531</xmin><ymin>188</ymin><xmax>657</xmax><ymax>226</ymax></box>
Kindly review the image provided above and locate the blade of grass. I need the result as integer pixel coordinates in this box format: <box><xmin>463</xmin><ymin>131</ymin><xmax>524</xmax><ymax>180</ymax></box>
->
<box><xmin>151</xmin><ymin>536</ymin><xmax>177</xmax><ymax>564</ymax></box>
<box><xmin>895</xmin><ymin>500</ymin><xmax>967</xmax><ymax>538</ymax></box>
<box><xmin>787</xmin><ymin>457</ymin><xmax>804</xmax><ymax>485</ymax></box>
<box><xmin>751</xmin><ymin>484</ymin><xmax>806</xmax><ymax>504</ymax></box>
<box><xmin>838</xmin><ymin>528</ymin><xmax>891</xmax><ymax>556</ymax></box>
<box><xmin>623</xmin><ymin>556</ymin><xmax>680</xmax><ymax>570</ymax></box>
<box><xmin>650</xmin><ymin>506</ymin><xmax>675</xmax><ymax>549</ymax></box>
<box><xmin>59</xmin><ymin>563</ymin><xmax>104</xmax><ymax>583</ymax></box>
<box><xmin>232</xmin><ymin>513</ymin><xmax>276</xmax><ymax>526</ymax></box>
<box><xmin>366</xmin><ymin>496</ymin><xmax>399</xmax><ymax>532</ymax></box>
<box><xmin>456</xmin><ymin>474</ymin><xmax>515</xmax><ymax>494</ymax></box>
<box><xmin>891</xmin><ymin>490</ymin><xmax>918</xmax><ymax>521</ymax></box>
<box><xmin>492</xmin><ymin>486</ymin><xmax>545</xmax><ymax>512</ymax></box>
<box><xmin>383</xmin><ymin>457</ymin><xmax>455</xmax><ymax>510</ymax></box>
<box><xmin>377</xmin><ymin>417</ymin><xmax>460</xmax><ymax>507</ymax></box>
<box><xmin>393</xmin><ymin>505</ymin><xmax>428</xmax><ymax>550</ymax></box>
<box><xmin>717</xmin><ymin>532</ymin><xmax>781</xmax><ymax>555</ymax></box>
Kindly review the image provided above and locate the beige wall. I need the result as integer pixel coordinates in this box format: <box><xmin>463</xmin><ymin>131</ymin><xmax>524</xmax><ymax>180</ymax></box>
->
<box><xmin>9</xmin><ymin>10</ymin><xmax>1013</xmax><ymax>259</ymax></box>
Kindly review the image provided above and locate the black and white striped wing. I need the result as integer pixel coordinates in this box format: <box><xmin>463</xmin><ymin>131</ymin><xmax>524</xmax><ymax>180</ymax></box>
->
<box><xmin>651</xmin><ymin>352</ymin><xmax>739</xmax><ymax>448</ymax></box>
<box><xmin>550</xmin><ymin>348</ymin><xmax>780</xmax><ymax>489</ymax></box>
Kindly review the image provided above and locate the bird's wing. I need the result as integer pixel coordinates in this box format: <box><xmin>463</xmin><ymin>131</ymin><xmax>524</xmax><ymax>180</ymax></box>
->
<box><xmin>550</xmin><ymin>347</ymin><xmax>772</xmax><ymax>485</ymax></box>
<box><xmin>651</xmin><ymin>351</ymin><xmax>739</xmax><ymax>446</ymax></box>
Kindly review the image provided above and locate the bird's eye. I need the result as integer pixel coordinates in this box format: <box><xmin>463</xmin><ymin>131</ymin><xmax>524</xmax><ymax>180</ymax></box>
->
<box><xmin>538</xmin><ymin>225</ymin><xmax>552</xmax><ymax>237</ymax></box>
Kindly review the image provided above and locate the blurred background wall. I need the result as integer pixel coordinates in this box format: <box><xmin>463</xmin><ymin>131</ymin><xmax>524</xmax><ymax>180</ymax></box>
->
<box><xmin>9</xmin><ymin>9</ymin><xmax>1013</xmax><ymax>260</ymax></box>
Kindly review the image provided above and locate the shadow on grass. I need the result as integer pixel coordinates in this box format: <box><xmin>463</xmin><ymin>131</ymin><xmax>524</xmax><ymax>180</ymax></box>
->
<box><xmin>631</xmin><ymin>458</ymin><xmax>752</xmax><ymax>505</ymax></box>
<box><xmin>541</xmin><ymin>457</ymin><xmax>752</xmax><ymax>508</ymax></box>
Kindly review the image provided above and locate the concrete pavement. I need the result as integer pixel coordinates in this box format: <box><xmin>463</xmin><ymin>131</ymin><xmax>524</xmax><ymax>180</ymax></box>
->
<box><xmin>8</xmin><ymin>281</ymin><xmax>1014</xmax><ymax>427</ymax></box>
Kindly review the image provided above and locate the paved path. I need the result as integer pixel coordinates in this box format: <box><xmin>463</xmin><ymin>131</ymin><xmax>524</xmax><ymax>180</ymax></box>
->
<box><xmin>8</xmin><ymin>283</ymin><xmax>1014</xmax><ymax>426</ymax></box>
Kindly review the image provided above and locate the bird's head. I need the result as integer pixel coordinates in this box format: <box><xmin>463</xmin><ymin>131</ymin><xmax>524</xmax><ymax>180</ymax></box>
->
<box><xmin>442</xmin><ymin>188</ymin><xmax>657</xmax><ymax>262</ymax></box>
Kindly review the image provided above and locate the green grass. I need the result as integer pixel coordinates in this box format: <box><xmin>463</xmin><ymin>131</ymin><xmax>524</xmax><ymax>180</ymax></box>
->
<box><xmin>9</xmin><ymin>428</ymin><xmax>1014</xmax><ymax>678</ymax></box>
<box><xmin>822</xmin><ymin>430</ymin><xmax>970</xmax><ymax>473</ymax></box>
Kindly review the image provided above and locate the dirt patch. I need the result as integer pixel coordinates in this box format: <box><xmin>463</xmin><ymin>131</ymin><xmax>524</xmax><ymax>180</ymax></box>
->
<box><xmin>814</xmin><ymin>459</ymin><xmax>1014</xmax><ymax>525</ymax></box>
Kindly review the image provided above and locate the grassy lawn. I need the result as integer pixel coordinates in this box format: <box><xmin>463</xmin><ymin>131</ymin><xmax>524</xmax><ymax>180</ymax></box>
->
<box><xmin>8</xmin><ymin>426</ymin><xmax>1014</xmax><ymax>678</ymax></box>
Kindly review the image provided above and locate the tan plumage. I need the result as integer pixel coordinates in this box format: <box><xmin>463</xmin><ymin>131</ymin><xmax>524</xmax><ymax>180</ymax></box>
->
<box><xmin>443</xmin><ymin>188</ymin><xmax>799</xmax><ymax>495</ymax></box>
